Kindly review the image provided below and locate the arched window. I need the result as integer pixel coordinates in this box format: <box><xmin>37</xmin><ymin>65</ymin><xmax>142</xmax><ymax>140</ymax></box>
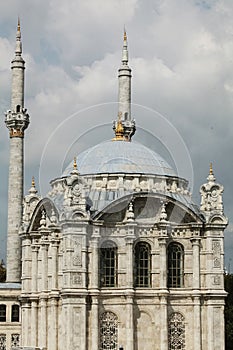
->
<box><xmin>168</xmin><ymin>243</ymin><xmax>184</xmax><ymax>288</ymax></box>
<box><xmin>0</xmin><ymin>305</ymin><xmax>6</xmax><ymax>322</ymax></box>
<box><xmin>99</xmin><ymin>311</ymin><xmax>118</xmax><ymax>350</ymax></box>
<box><xmin>134</xmin><ymin>242</ymin><xmax>151</xmax><ymax>287</ymax></box>
<box><xmin>100</xmin><ymin>241</ymin><xmax>117</xmax><ymax>287</ymax></box>
<box><xmin>16</xmin><ymin>105</ymin><xmax>20</xmax><ymax>113</ymax></box>
<box><xmin>168</xmin><ymin>312</ymin><xmax>185</xmax><ymax>350</ymax></box>
<box><xmin>11</xmin><ymin>305</ymin><xmax>20</xmax><ymax>322</ymax></box>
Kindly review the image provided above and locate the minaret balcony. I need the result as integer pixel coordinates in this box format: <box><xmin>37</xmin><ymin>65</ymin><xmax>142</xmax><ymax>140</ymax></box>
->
<box><xmin>5</xmin><ymin>109</ymin><xmax>30</xmax><ymax>137</ymax></box>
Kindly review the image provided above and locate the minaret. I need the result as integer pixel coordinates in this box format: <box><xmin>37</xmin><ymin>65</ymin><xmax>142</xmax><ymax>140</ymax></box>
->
<box><xmin>113</xmin><ymin>30</ymin><xmax>136</xmax><ymax>141</ymax></box>
<box><xmin>5</xmin><ymin>19</ymin><xmax>30</xmax><ymax>283</ymax></box>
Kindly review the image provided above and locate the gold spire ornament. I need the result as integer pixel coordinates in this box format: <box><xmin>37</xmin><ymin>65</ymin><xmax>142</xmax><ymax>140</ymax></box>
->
<box><xmin>124</xmin><ymin>28</ymin><xmax>127</xmax><ymax>42</ymax></box>
<box><xmin>209</xmin><ymin>162</ymin><xmax>213</xmax><ymax>175</ymax></box>
<box><xmin>31</xmin><ymin>176</ymin><xmax>35</xmax><ymax>187</ymax></box>
<box><xmin>73</xmin><ymin>157</ymin><xmax>77</xmax><ymax>170</ymax></box>
<box><xmin>17</xmin><ymin>17</ymin><xmax>20</xmax><ymax>32</ymax></box>
<box><xmin>112</xmin><ymin>112</ymin><xmax>125</xmax><ymax>141</ymax></box>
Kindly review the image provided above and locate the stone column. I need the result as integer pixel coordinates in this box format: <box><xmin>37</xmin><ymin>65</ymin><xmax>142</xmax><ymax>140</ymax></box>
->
<box><xmin>51</xmin><ymin>239</ymin><xmax>59</xmax><ymax>290</ymax></box>
<box><xmin>30</xmin><ymin>299</ymin><xmax>38</xmax><ymax>347</ymax></box>
<box><xmin>125</xmin><ymin>228</ymin><xmax>135</xmax><ymax>350</ymax></box>
<box><xmin>207</xmin><ymin>301</ymin><xmax>213</xmax><ymax>350</ymax></box>
<box><xmin>31</xmin><ymin>244</ymin><xmax>39</xmax><ymax>292</ymax></box>
<box><xmin>160</xmin><ymin>296</ymin><xmax>168</xmax><ymax>350</ymax></box>
<box><xmin>191</xmin><ymin>237</ymin><xmax>201</xmax><ymax>350</ymax></box>
<box><xmin>193</xmin><ymin>296</ymin><xmax>201</xmax><ymax>350</ymax></box>
<box><xmin>158</xmin><ymin>237</ymin><xmax>167</xmax><ymax>289</ymax></box>
<box><xmin>49</xmin><ymin>298</ymin><xmax>58</xmax><ymax>350</ymax></box>
<box><xmin>40</xmin><ymin>297</ymin><xmax>47</xmax><ymax>349</ymax></box>
<box><xmin>21</xmin><ymin>301</ymin><xmax>30</xmax><ymax>346</ymax></box>
<box><xmin>126</xmin><ymin>294</ymin><xmax>134</xmax><ymax>350</ymax></box>
<box><xmin>21</xmin><ymin>235</ymin><xmax>31</xmax><ymax>292</ymax></box>
<box><xmin>91</xmin><ymin>296</ymin><xmax>99</xmax><ymax>350</ymax></box>
<box><xmin>41</xmin><ymin>239</ymin><xmax>49</xmax><ymax>291</ymax></box>
<box><xmin>91</xmin><ymin>235</ymin><xmax>100</xmax><ymax>288</ymax></box>
<box><xmin>125</xmin><ymin>235</ymin><xmax>134</xmax><ymax>288</ymax></box>
<box><xmin>191</xmin><ymin>237</ymin><xmax>201</xmax><ymax>290</ymax></box>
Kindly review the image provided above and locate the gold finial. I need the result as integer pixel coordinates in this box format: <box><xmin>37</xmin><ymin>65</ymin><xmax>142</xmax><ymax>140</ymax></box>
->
<box><xmin>31</xmin><ymin>176</ymin><xmax>35</xmax><ymax>187</ymax></box>
<box><xmin>73</xmin><ymin>157</ymin><xmax>77</xmax><ymax>170</ymax></box>
<box><xmin>113</xmin><ymin>112</ymin><xmax>125</xmax><ymax>141</ymax></box>
<box><xmin>17</xmin><ymin>17</ymin><xmax>21</xmax><ymax>32</ymax></box>
<box><xmin>124</xmin><ymin>28</ymin><xmax>127</xmax><ymax>42</ymax></box>
<box><xmin>209</xmin><ymin>162</ymin><xmax>213</xmax><ymax>175</ymax></box>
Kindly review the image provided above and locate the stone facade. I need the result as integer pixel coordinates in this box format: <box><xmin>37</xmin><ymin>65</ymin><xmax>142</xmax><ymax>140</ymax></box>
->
<box><xmin>18</xmin><ymin>165</ymin><xmax>227</xmax><ymax>350</ymax></box>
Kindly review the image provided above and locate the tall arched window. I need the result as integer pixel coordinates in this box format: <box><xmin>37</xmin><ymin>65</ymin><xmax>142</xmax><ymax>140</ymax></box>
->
<box><xmin>11</xmin><ymin>305</ymin><xmax>20</xmax><ymax>322</ymax></box>
<box><xmin>0</xmin><ymin>305</ymin><xmax>6</xmax><ymax>322</ymax></box>
<box><xmin>168</xmin><ymin>243</ymin><xmax>184</xmax><ymax>288</ymax></box>
<box><xmin>134</xmin><ymin>242</ymin><xmax>151</xmax><ymax>287</ymax></box>
<box><xmin>99</xmin><ymin>311</ymin><xmax>118</xmax><ymax>350</ymax></box>
<box><xmin>168</xmin><ymin>312</ymin><xmax>185</xmax><ymax>350</ymax></box>
<box><xmin>100</xmin><ymin>241</ymin><xmax>117</xmax><ymax>287</ymax></box>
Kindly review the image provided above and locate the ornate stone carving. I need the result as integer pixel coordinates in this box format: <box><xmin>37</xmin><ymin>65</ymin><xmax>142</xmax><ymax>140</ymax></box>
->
<box><xmin>5</xmin><ymin>109</ymin><xmax>30</xmax><ymax>138</ymax></box>
<box><xmin>200</xmin><ymin>165</ymin><xmax>224</xmax><ymax>215</ymax></box>
<box><xmin>72</xmin><ymin>273</ymin><xmax>82</xmax><ymax>285</ymax></box>
<box><xmin>73</xmin><ymin>239</ymin><xmax>82</xmax><ymax>266</ymax></box>
<box><xmin>213</xmin><ymin>275</ymin><xmax>221</xmax><ymax>285</ymax></box>
<box><xmin>213</xmin><ymin>240</ymin><xmax>221</xmax><ymax>268</ymax></box>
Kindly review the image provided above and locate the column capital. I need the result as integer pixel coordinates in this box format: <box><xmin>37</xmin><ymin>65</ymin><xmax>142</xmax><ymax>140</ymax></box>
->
<box><xmin>190</xmin><ymin>237</ymin><xmax>201</xmax><ymax>246</ymax></box>
<box><xmin>158</xmin><ymin>236</ymin><xmax>168</xmax><ymax>246</ymax></box>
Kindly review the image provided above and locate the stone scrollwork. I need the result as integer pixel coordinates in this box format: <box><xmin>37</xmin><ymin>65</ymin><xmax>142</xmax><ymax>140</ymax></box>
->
<box><xmin>212</xmin><ymin>240</ymin><xmax>221</xmax><ymax>268</ymax></box>
<box><xmin>200</xmin><ymin>167</ymin><xmax>224</xmax><ymax>215</ymax></box>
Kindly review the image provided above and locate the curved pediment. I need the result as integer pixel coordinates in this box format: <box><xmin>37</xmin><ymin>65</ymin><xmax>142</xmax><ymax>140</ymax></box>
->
<box><xmin>28</xmin><ymin>197</ymin><xmax>59</xmax><ymax>232</ymax></box>
<box><xmin>93</xmin><ymin>192</ymin><xmax>203</xmax><ymax>224</ymax></box>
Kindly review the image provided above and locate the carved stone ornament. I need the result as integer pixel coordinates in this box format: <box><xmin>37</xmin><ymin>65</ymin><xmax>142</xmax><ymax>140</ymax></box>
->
<box><xmin>200</xmin><ymin>168</ymin><xmax>224</xmax><ymax>214</ymax></box>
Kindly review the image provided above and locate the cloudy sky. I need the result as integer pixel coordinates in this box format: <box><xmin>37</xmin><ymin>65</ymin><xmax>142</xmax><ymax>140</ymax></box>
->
<box><xmin>0</xmin><ymin>0</ymin><xmax>233</xmax><ymax>269</ymax></box>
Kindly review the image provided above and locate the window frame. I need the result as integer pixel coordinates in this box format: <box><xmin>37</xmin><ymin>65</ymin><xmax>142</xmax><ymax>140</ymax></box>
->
<box><xmin>167</xmin><ymin>242</ymin><xmax>184</xmax><ymax>288</ymax></box>
<box><xmin>11</xmin><ymin>304</ymin><xmax>20</xmax><ymax>322</ymax></box>
<box><xmin>99</xmin><ymin>241</ymin><xmax>118</xmax><ymax>288</ymax></box>
<box><xmin>134</xmin><ymin>241</ymin><xmax>151</xmax><ymax>288</ymax></box>
<box><xmin>0</xmin><ymin>305</ymin><xmax>6</xmax><ymax>322</ymax></box>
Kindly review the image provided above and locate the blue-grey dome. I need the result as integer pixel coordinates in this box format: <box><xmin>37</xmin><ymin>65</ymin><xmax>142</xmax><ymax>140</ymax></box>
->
<box><xmin>64</xmin><ymin>140</ymin><xmax>176</xmax><ymax>177</ymax></box>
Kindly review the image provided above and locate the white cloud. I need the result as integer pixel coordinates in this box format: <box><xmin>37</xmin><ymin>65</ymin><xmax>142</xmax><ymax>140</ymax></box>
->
<box><xmin>0</xmin><ymin>0</ymin><xmax>233</xmax><ymax>261</ymax></box>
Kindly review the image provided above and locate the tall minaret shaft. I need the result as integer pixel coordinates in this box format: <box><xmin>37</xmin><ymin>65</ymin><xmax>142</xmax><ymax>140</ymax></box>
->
<box><xmin>118</xmin><ymin>30</ymin><xmax>131</xmax><ymax>122</ymax></box>
<box><xmin>113</xmin><ymin>30</ymin><xmax>135</xmax><ymax>141</ymax></box>
<box><xmin>5</xmin><ymin>20</ymin><xmax>30</xmax><ymax>283</ymax></box>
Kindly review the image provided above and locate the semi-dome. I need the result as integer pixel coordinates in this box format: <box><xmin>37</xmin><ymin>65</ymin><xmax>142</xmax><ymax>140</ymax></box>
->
<box><xmin>64</xmin><ymin>140</ymin><xmax>176</xmax><ymax>177</ymax></box>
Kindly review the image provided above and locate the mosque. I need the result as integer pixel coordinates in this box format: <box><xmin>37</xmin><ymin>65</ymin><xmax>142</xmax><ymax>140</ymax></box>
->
<box><xmin>0</xmin><ymin>21</ymin><xmax>228</xmax><ymax>350</ymax></box>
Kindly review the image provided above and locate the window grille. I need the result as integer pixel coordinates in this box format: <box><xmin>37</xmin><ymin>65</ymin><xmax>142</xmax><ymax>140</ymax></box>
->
<box><xmin>11</xmin><ymin>334</ymin><xmax>20</xmax><ymax>348</ymax></box>
<box><xmin>100</xmin><ymin>242</ymin><xmax>117</xmax><ymax>287</ymax></box>
<box><xmin>168</xmin><ymin>243</ymin><xmax>184</xmax><ymax>288</ymax></box>
<box><xmin>168</xmin><ymin>312</ymin><xmax>185</xmax><ymax>350</ymax></box>
<box><xmin>11</xmin><ymin>305</ymin><xmax>20</xmax><ymax>322</ymax></box>
<box><xmin>0</xmin><ymin>305</ymin><xmax>6</xmax><ymax>322</ymax></box>
<box><xmin>134</xmin><ymin>242</ymin><xmax>151</xmax><ymax>287</ymax></box>
<box><xmin>99</xmin><ymin>311</ymin><xmax>118</xmax><ymax>350</ymax></box>
<box><xmin>0</xmin><ymin>334</ymin><xmax>6</xmax><ymax>350</ymax></box>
